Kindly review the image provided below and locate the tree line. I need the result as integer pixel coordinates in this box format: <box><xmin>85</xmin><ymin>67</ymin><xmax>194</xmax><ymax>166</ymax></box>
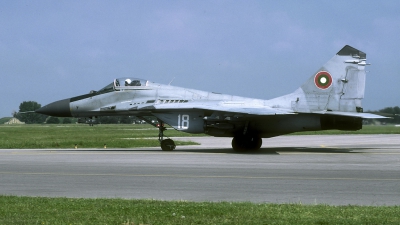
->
<box><xmin>368</xmin><ymin>106</ymin><xmax>400</xmax><ymax>124</ymax></box>
<box><xmin>11</xmin><ymin>101</ymin><xmax>400</xmax><ymax>124</ymax></box>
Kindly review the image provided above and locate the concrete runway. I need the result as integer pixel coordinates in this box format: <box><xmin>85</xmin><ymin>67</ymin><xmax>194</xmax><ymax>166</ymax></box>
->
<box><xmin>1</xmin><ymin>134</ymin><xmax>399</xmax><ymax>205</ymax></box>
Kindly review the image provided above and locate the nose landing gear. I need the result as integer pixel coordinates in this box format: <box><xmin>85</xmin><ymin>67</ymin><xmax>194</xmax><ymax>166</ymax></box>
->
<box><xmin>137</xmin><ymin>117</ymin><xmax>176</xmax><ymax>151</ymax></box>
<box><xmin>158</xmin><ymin>121</ymin><xmax>176</xmax><ymax>151</ymax></box>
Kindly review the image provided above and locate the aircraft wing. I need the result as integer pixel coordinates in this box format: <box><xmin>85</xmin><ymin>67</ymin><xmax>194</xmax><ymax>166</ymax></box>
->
<box><xmin>148</xmin><ymin>102</ymin><xmax>388</xmax><ymax>119</ymax></box>
<box><xmin>147</xmin><ymin>102</ymin><xmax>388</xmax><ymax>118</ymax></box>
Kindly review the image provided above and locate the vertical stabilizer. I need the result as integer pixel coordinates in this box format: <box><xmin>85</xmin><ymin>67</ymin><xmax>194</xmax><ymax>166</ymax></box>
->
<box><xmin>292</xmin><ymin>45</ymin><xmax>369</xmax><ymax>113</ymax></box>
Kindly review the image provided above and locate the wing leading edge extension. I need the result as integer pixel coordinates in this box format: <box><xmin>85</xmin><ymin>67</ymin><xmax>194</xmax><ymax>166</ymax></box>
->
<box><xmin>151</xmin><ymin>101</ymin><xmax>295</xmax><ymax>116</ymax></box>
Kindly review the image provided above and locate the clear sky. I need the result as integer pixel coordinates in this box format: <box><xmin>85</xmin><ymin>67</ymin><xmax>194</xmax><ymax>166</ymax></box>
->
<box><xmin>1</xmin><ymin>1</ymin><xmax>399</xmax><ymax>118</ymax></box>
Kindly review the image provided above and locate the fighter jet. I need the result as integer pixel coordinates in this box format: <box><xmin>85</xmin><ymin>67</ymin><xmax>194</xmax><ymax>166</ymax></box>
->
<box><xmin>36</xmin><ymin>45</ymin><xmax>385</xmax><ymax>151</ymax></box>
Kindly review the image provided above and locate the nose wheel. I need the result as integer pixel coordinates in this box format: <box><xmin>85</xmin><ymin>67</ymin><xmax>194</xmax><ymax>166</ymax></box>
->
<box><xmin>160</xmin><ymin>138</ymin><xmax>176</xmax><ymax>151</ymax></box>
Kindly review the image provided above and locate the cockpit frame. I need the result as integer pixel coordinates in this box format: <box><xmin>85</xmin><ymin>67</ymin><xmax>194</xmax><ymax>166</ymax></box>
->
<box><xmin>95</xmin><ymin>78</ymin><xmax>152</xmax><ymax>95</ymax></box>
<box><xmin>113</xmin><ymin>78</ymin><xmax>150</xmax><ymax>91</ymax></box>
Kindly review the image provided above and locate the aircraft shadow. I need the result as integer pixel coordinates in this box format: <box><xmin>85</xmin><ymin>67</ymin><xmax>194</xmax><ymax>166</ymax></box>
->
<box><xmin>175</xmin><ymin>147</ymin><xmax>366</xmax><ymax>155</ymax></box>
<box><xmin>52</xmin><ymin>146</ymin><xmax>369</xmax><ymax>155</ymax></box>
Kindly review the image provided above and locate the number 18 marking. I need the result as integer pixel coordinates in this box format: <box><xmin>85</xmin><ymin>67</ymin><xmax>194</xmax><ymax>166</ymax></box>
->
<box><xmin>177</xmin><ymin>114</ymin><xmax>189</xmax><ymax>129</ymax></box>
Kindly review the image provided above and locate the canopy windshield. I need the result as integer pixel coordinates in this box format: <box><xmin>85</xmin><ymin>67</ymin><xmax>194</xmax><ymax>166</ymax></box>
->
<box><xmin>97</xmin><ymin>78</ymin><xmax>149</xmax><ymax>92</ymax></box>
<box><xmin>97</xmin><ymin>82</ymin><xmax>114</xmax><ymax>92</ymax></box>
<box><xmin>114</xmin><ymin>78</ymin><xmax>149</xmax><ymax>87</ymax></box>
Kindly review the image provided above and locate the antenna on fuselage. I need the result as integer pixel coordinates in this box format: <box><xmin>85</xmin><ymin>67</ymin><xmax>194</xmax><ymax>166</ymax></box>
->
<box><xmin>168</xmin><ymin>77</ymin><xmax>175</xmax><ymax>86</ymax></box>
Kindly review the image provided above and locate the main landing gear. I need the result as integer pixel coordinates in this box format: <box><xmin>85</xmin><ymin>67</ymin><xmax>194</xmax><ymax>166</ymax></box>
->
<box><xmin>231</xmin><ymin>121</ymin><xmax>262</xmax><ymax>152</ymax></box>
<box><xmin>158</xmin><ymin>121</ymin><xmax>176</xmax><ymax>151</ymax></box>
<box><xmin>231</xmin><ymin>134</ymin><xmax>262</xmax><ymax>152</ymax></box>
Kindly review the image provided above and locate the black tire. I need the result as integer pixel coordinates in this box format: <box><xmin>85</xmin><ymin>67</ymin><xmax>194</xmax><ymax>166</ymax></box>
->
<box><xmin>249</xmin><ymin>136</ymin><xmax>262</xmax><ymax>150</ymax></box>
<box><xmin>232</xmin><ymin>135</ymin><xmax>262</xmax><ymax>152</ymax></box>
<box><xmin>161</xmin><ymin>139</ymin><xmax>176</xmax><ymax>151</ymax></box>
<box><xmin>232</xmin><ymin>137</ymin><xmax>245</xmax><ymax>152</ymax></box>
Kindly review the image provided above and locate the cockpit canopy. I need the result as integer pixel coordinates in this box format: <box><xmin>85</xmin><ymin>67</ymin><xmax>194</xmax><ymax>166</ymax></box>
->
<box><xmin>97</xmin><ymin>77</ymin><xmax>150</xmax><ymax>93</ymax></box>
<box><xmin>115</xmin><ymin>77</ymin><xmax>148</xmax><ymax>87</ymax></box>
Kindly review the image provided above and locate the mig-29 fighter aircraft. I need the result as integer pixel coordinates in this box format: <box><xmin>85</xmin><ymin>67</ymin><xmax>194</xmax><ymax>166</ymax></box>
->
<box><xmin>36</xmin><ymin>45</ymin><xmax>385</xmax><ymax>151</ymax></box>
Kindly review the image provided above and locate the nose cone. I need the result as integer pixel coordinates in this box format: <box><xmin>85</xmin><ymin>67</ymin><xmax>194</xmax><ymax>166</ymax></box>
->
<box><xmin>36</xmin><ymin>98</ymin><xmax>72</xmax><ymax>117</ymax></box>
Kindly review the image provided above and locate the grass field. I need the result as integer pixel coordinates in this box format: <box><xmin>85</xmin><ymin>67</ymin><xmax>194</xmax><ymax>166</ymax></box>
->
<box><xmin>0</xmin><ymin>124</ymin><xmax>202</xmax><ymax>149</ymax></box>
<box><xmin>0</xmin><ymin>124</ymin><xmax>399</xmax><ymax>149</ymax></box>
<box><xmin>1</xmin><ymin>196</ymin><xmax>399</xmax><ymax>225</ymax></box>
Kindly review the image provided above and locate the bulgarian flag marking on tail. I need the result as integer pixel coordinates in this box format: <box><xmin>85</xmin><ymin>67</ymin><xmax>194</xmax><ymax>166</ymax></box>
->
<box><xmin>314</xmin><ymin>71</ymin><xmax>332</xmax><ymax>89</ymax></box>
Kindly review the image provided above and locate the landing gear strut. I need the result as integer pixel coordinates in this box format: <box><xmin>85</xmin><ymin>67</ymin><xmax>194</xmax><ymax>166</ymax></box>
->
<box><xmin>158</xmin><ymin>120</ymin><xmax>176</xmax><ymax>151</ymax></box>
<box><xmin>137</xmin><ymin>117</ymin><xmax>176</xmax><ymax>151</ymax></box>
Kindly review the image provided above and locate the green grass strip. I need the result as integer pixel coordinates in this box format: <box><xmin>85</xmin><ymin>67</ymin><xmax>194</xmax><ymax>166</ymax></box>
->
<box><xmin>0</xmin><ymin>124</ymin><xmax>399</xmax><ymax>149</ymax></box>
<box><xmin>0</xmin><ymin>124</ymin><xmax>201</xmax><ymax>149</ymax></box>
<box><xmin>0</xmin><ymin>196</ymin><xmax>399</xmax><ymax>224</ymax></box>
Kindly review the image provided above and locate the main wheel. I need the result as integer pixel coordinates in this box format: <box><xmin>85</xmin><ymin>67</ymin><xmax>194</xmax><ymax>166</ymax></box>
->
<box><xmin>161</xmin><ymin>139</ymin><xmax>176</xmax><ymax>151</ymax></box>
<box><xmin>232</xmin><ymin>135</ymin><xmax>262</xmax><ymax>152</ymax></box>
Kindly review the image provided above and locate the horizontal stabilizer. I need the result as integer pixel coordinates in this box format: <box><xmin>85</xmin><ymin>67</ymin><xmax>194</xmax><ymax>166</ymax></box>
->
<box><xmin>312</xmin><ymin>111</ymin><xmax>389</xmax><ymax>119</ymax></box>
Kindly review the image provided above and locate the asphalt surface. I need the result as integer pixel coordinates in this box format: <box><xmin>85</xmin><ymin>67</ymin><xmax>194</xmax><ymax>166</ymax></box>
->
<box><xmin>1</xmin><ymin>134</ymin><xmax>399</xmax><ymax>205</ymax></box>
